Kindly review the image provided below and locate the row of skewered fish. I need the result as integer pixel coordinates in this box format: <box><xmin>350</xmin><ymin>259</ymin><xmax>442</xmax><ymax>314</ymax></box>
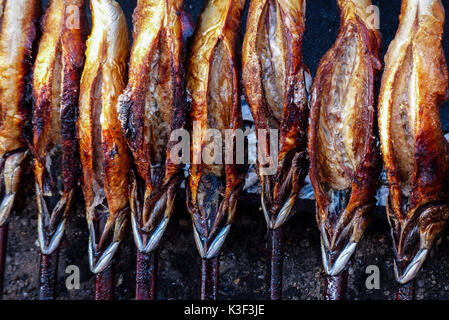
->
<box><xmin>0</xmin><ymin>0</ymin><xmax>447</xmax><ymax>300</ymax></box>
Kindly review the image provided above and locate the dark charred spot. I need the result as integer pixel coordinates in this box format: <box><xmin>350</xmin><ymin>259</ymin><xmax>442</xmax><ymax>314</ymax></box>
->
<box><xmin>117</xmin><ymin>93</ymin><xmax>137</xmax><ymax>141</ymax></box>
<box><xmin>110</xmin><ymin>144</ymin><xmax>119</xmax><ymax>159</ymax></box>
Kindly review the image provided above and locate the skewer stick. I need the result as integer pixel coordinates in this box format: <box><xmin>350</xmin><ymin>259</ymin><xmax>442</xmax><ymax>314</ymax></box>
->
<box><xmin>396</xmin><ymin>281</ymin><xmax>414</xmax><ymax>300</ymax></box>
<box><xmin>323</xmin><ymin>270</ymin><xmax>348</xmax><ymax>300</ymax></box>
<box><xmin>39</xmin><ymin>250</ymin><xmax>59</xmax><ymax>300</ymax></box>
<box><xmin>200</xmin><ymin>257</ymin><xmax>219</xmax><ymax>300</ymax></box>
<box><xmin>95</xmin><ymin>264</ymin><xmax>115</xmax><ymax>300</ymax></box>
<box><xmin>0</xmin><ymin>224</ymin><xmax>8</xmax><ymax>299</ymax></box>
<box><xmin>267</xmin><ymin>227</ymin><xmax>283</xmax><ymax>300</ymax></box>
<box><xmin>136</xmin><ymin>250</ymin><xmax>158</xmax><ymax>300</ymax></box>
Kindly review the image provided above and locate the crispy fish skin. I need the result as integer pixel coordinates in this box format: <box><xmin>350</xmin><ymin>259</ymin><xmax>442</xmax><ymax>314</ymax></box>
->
<box><xmin>117</xmin><ymin>0</ymin><xmax>187</xmax><ymax>253</ymax></box>
<box><xmin>78</xmin><ymin>0</ymin><xmax>130</xmax><ymax>273</ymax></box>
<box><xmin>242</xmin><ymin>0</ymin><xmax>310</xmax><ymax>229</ymax></box>
<box><xmin>378</xmin><ymin>0</ymin><xmax>449</xmax><ymax>284</ymax></box>
<box><xmin>33</xmin><ymin>0</ymin><xmax>87</xmax><ymax>255</ymax></box>
<box><xmin>0</xmin><ymin>0</ymin><xmax>41</xmax><ymax>226</ymax></box>
<box><xmin>308</xmin><ymin>0</ymin><xmax>381</xmax><ymax>276</ymax></box>
<box><xmin>186</xmin><ymin>0</ymin><xmax>246</xmax><ymax>259</ymax></box>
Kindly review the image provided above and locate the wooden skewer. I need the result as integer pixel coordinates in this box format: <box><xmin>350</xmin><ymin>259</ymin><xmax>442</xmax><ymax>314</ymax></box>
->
<box><xmin>396</xmin><ymin>281</ymin><xmax>414</xmax><ymax>300</ymax></box>
<box><xmin>136</xmin><ymin>250</ymin><xmax>158</xmax><ymax>300</ymax></box>
<box><xmin>323</xmin><ymin>270</ymin><xmax>348</xmax><ymax>300</ymax></box>
<box><xmin>200</xmin><ymin>257</ymin><xmax>219</xmax><ymax>300</ymax></box>
<box><xmin>267</xmin><ymin>227</ymin><xmax>283</xmax><ymax>300</ymax></box>
<box><xmin>95</xmin><ymin>264</ymin><xmax>115</xmax><ymax>300</ymax></box>
<box><xmin>39</xmin><ymin>251</ymin><xmax>59</xmax><ymax>300</ymax></box>
<box><xmin>0</xmin><ymin>224</ymin><xmax>8</xmax><ymax>299</ymax></box>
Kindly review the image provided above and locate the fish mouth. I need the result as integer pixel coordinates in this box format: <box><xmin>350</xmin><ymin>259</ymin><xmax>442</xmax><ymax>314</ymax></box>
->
<box><xmin>261</xmin><ymin>192</ymin><xmax>296</xmax><ymax>230</ymax></box>
<box><xmin>87</xmin><ymin>208</ymin><xmax>128</xmax><ymax>274</ymax></box>
<box><xmin>130</xmin><ymin>182</ymin><xmax>175</xmax><ymax>254</ymax></box>
<box><xmin>321</xmin><ymin>236</ymin><xmax>358</xmax><ymax>276</ymax></box>
<box><xmin>0</xmin><ymin>150</ymin><xmax>28</xmax><ymax>226</ymax></box>
<box><xmin>193</xmin><ymin>223</ymin><xmax>232</xmax><ymax>259</ymax></box>
<box><xmin>131</xmin><ymin>210</ymin><xmax>170</xmax><ymax>254</ymax></box>
<box><xmin>388</xmin><ymin>201</ymin><xmax>449</xmax><ymax>284</ymax></box>
<box><xmin>394</xmin><ymin>248</ymin><xmax>428</xmax><ymax>284</ymax></box>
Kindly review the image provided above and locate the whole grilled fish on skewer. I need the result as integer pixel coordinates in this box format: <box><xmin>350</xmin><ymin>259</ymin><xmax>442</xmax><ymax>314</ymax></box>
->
<box><xmin>187</xmin><ymin>0</ymin><xmax>246</xmax><ymax>300</ymax></box>
<box><xmin>378</xmin><ymin>0</ymin><xmax>449</xmax><ymax>300</ymax></box>
<box><xmin>0</xmin><ymin>0</ymin><xmax>40</xmax><ymax>298</ymax></box>
<box><xmin>242</xmin><ymin>0</ymin><xmax>310</xmax><ymax>300</ymax></box>
<box><xmin>32</xmin><ymin>0</ymin><xmax>87</xmax><ymax>300</ymax></box>
<box><xmin>308</xmin><ymin>0</ymin><xmax>381</xmax><ymax>300</ymax></box>
<box><xmin>78</xmin><ymin>0</ymin><xmax>130</xmax><ymax>300</ymax></box>
<box><xmin>117</xmin><ymin>0</ymin><xmax>188</xmax><ymax>300</ymax></box>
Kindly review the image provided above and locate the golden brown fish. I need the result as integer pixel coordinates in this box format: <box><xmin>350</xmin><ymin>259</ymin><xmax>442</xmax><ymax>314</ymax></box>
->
<box><xmin>32</xmin><ymin>0</ymin><xmax>87</xmax><ymax>300</ymax></box>
<box><xmin>116</xmin><ymin>0</ymin><xmax>189</xmax><ymax>300</ymax></box>
<box><xmin>308</xmin><ymin>0</ymin><xmax>381</xmax><ymax>277</ymax></box>
<box><xmin>242</xmin><ymin>0</ymin><xmax>309</xmax><ymax>299</ymax></box>
<box><xmin>0</xmin><ymin>0</ymin><xmax>40</xmax><ymax>226</ymax></box>
<box><xmin>78</xmin><ymin>0</ymin><xmax>130</xmax><ymax>274</ymax></box>
<box><xmin>117</xmin><ymin>0</ymin><xmax>187</xmax><ymax>258</ymax></box>
<box><xmin>33</xmin><ymin>0</ymin><xmax>87</xmax><ymax>257</ymax></box>
<box><xmin>243</xmin><ymin>0</ymin><xmax>310</xmax><ymax>236</ymax></box>
<box><xmin>186</xmin><ymin>0</ymin><xmax>246</xmax><ymax>299</ymax></box>
<box><xmin>378</xmin><ymin>0</ymin><xmax>449</xmax><ymax>284</ymax></box>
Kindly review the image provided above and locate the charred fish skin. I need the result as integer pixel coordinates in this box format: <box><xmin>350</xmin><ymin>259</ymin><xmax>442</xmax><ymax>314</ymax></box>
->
<box><xmin>308</xmin><ymin>0</ymin><xmax>381</xmax><ymax>276</ymax></box>
<box><xmin>378</xmin><ymin>0</ymin><xmax>449</xmax><ymax>285</ymax></box>
<box><xmin>117</xmin><ymin>0</ymin><xmax>188</xmax><ymax>254</ymax></box>
<box><xmin>186</xmin><ymin>0</ymin><xmax>246</xmax><ymax>260</ymax></box>
<box><xmin>78</xmin><ymin>0</ymin><xmax>130</xmax><ymax>274</ymax></box>
<box><xmin>33</xmin><ymin>0</ymin><xmax>87</xmax><ymax>256</ymax></box>
<box><xmin>0</xmin><ymin>0</ymin><xmax>41</xmax><ymax>227</ymax></box>
<box><xmin>242</xmin><ymin>0</ymin><xmax>310</xmax><ymax>230</ymax></box>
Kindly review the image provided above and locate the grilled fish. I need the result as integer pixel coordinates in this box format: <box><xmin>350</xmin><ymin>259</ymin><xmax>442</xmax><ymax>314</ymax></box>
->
<box><xmin>78</xmin><ymin>0</ymin><xmax>130</xmax><ymax>274</ymax></box>
<box><xmin>378</xmin><ymin>0</ymin><xmax>449</xmax><ymax>284</ymax></box>
<box><xmin>0</xmin><ymin>0</ymin><xmax>40</xmax><ymax>226</ymax></box>
<box><xmin>186</xmin><ymin>0</ymin><xmax>246</xmax><ymax>261</ymax></box>
<box><xmin>33</xmin><ymin>0</ymin><xmax>87</xmax><ymax>256</ymax></box>
<box><xmin>242</xmin><ymin>0</ymin><xmax>310</xmax><ymax>231</ymax></box>
<box><xmin>308</xmin><ymin>0</ymin><xmax>381</xmax><ymax>276</ymax></box>
<box><xmin>117</xmin><ymin>0</ymin><xmax>187</xmax><ymax>255</ymax></box>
